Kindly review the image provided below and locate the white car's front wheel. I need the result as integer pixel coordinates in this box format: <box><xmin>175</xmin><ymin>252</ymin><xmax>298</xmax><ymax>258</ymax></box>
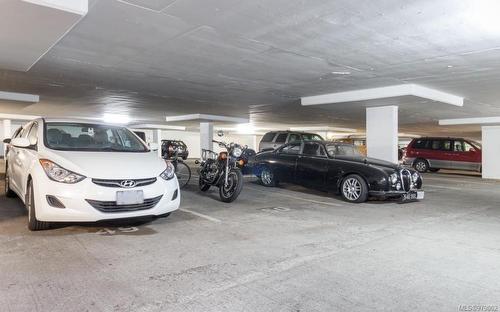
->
<box><xmin>26</xmin><ymin>179</ymin><xmax>50</xmax><ymax>231</ymax></box>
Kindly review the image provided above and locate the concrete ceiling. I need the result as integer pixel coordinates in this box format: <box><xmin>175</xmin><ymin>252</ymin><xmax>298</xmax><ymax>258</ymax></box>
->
<box><xmin>1</xmin><ymin>0</ymin><xmax>500</xmax><ymax>137</ymax></box>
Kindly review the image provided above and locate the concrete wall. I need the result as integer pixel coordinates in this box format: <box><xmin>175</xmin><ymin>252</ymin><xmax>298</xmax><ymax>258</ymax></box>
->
<box><xmin>0</xmin><ymin>121</ymin><xmax>24</xmax><ymax>157</ymax></box>
<box><xmin>133</xmin><ymin>128</ymin><xmax>261</xmax><ymax>159</ymax></box>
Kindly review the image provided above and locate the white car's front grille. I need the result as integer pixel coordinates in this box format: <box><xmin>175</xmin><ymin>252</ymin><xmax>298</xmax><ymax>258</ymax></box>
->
<box><xmin>86</xmin><ymin>195</ymin><xmax>163</xmax><ymax>213</ymax></box>
<box><xmin>92</xmin><ymin>177</ymin><xmax>157</xmax><ymax>188</ymax></box>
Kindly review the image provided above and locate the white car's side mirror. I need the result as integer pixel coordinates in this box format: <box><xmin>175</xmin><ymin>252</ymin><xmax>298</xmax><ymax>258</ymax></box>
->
<box><xmin>11</xmin><ymin>137</ymin><xmax>31</xmax><ymax>148</ymax></box>
<box><xmin>148</xmin><ymin>142</ymin><xmax>159</xmax><ymax>151</ymax></box>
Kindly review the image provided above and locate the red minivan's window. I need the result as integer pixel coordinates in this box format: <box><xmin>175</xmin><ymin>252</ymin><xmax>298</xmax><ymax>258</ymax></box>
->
<box><xmin>412</xmin><ymin>139</ymin><xmax>429</xmax><ymax>149</ymax></box>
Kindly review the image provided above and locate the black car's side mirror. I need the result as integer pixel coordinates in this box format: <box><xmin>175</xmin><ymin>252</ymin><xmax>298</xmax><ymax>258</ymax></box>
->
<box><xmin>3</xmin><ymin>138</ymin><xmax>11</xmax><ymax>144</ymax></box>
<box><xmin>194</xmin><ymin>160</ymin><xmax>200</xmax><ymax>165</ymax></box>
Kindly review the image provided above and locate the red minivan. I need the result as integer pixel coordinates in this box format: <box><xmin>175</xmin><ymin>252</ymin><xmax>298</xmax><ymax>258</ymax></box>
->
<box><xmin>404</xmin><ymin>137</ymin><xmax>482</xmax><ymax>173</ymax></box>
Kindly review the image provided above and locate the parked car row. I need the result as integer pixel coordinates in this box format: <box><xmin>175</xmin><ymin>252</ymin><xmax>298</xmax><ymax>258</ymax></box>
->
<box><xmin>5</xmin><ymin>122</ymin><xmax>478</xmax><ymax>231</ymax></box>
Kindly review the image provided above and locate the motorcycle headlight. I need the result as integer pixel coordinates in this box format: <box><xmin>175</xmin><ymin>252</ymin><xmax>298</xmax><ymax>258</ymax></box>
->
<box><xmin>39</xmin><ymin>159</ymin><xmax>85</xmax><ymax>184</ymax></box>
<box><xmin>160</xmin><ymin>161</ymin><xmax>175</xmax><ymax>180</ymax></box>
<box><xmin>389</xmin><ymin>172</ymin><xmax>398</xmax><ymax>185</ymax></box>
<box><xmin>232</xmin><ymin>147</ymin><xmax>242</xmax><ymax>158</ymax></box>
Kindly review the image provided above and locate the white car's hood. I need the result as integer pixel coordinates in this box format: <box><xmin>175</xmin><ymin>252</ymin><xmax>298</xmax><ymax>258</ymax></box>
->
<box><xmin>40</xmin><ymin>150</ymin><xmax>166</xmax><ymax>179</ymax></box>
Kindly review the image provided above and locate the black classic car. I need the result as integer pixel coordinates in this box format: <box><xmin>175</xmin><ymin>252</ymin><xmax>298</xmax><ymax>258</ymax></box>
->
<box><xmin>253</xmin><ymin>141</ymin><xmax>424</xmax><ymax>203</ymax></box>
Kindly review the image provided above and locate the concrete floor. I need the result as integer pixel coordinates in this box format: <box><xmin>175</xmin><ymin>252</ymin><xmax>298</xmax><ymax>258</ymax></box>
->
<box><xmin>1</xmin><ymin>164</ymin><xmax>500</xmax><ymax>312</ymax></box>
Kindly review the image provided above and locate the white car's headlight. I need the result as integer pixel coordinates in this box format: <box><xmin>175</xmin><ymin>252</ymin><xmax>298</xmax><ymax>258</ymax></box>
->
<box><xmin>160</xmin><ymin>161</ymin><xmax>175</xmax><ymax>180</ymax></box>
<box><xmin>232</xmin><ymin>147</ymin><xmax>242</xmax><ymax>158</ymax></box>
<box><xmin>39</xmin><ymin>159</ymin><xmax>85</xmax><ymax>184</ymax></box>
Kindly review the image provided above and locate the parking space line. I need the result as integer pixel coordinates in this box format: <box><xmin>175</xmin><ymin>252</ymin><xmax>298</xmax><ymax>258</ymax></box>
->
<box><xmin>245</xmin><ymin>185</ymin><xmax>344</xmax><ymax>207</ymax></box>
<box><xmin>179</xmin><ymin>208</ymin><xmax>222</xmax><ymax>223</ymax></box>
<box><xmin>425</xmin><ymin>184</ymin><xmax>467</xmax><ymax>191</ymax></box>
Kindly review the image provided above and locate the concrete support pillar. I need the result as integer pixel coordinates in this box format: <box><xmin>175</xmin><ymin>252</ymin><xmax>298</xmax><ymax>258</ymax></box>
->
<box><xmin>366</xmin><ymin>106</ymin><xmax>398</xmax><ymax>163</ymax></box>
<box><xmin>200</xmin><ymin>122</ymin><xmax>213</xmax><ymax>157</ymax></box>
<box><xmin>152</xmin><ymin>129</ymin><xmax>162</xmax><ymax>157</ymax></box>
<box><xmin>2</xmin><ymin>119</ymin><xmax>11</xmax><ymax>157</ymax></box>
<box><xmin>252</xmin><ymin>135</ymin><xmax>258</xmax><ymax>151</ymax></box>
<box><xmin>481</xmin><ymin>126</ymin><xmax>500</xmax><ymax>179</ymax></box>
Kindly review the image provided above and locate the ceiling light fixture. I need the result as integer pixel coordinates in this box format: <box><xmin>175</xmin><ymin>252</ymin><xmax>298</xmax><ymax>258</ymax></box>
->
<box><xmin>102</xmin><ymin>113</ymin><xmax>130</xmax><ymax>124</ymax></box>
<box><xmin>468</xmin><ymin>0</ymin><xmax>500</xmax><ymax>34</ymax></box>
<box><xmin>235</xmin><ymin>123</ymin><xmax>256</xmax><ymax>134</ymax></box>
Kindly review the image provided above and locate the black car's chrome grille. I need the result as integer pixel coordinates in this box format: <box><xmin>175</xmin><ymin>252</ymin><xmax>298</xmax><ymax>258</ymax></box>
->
<box><xmin>400</xmin><ymin>169</ymin><xmax>412</xmax><ymax>192</ymax></box>
<box><xmin>92</xmin><ymin>177</ymin><xmax>157</xmax><ymax>188</ymax></box>
<box><xmin>86</xmin><ymin>195</ymin><xmax>163</xmax><ymax>213</ymax></box>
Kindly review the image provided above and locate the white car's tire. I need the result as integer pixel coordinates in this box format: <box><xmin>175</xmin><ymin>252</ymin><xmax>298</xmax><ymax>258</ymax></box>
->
<box><xmin>27</xmin><ymin>179</ymin><xmax>50</xmax><ymax>231</ymax></box>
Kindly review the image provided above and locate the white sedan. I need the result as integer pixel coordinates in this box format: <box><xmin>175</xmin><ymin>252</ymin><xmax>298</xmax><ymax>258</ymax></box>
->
<box><xmin>4</xmin><ymin>118</ymin><xmax>180</xmax><ymax>231</ymax></box>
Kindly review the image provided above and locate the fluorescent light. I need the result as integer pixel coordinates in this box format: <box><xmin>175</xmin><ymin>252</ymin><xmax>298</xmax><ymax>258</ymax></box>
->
<box><xmin>0</xmin><ymin>91</ymin><xmax>39</xmax><ymax>103</ymax></box>
<box><xmin>468</xmin><ymin>0</ymin><xmax>500</xmax><ymax>34</ymax></box>
<box><xmin>235</xmin><ymin>123</ymin><xmax>256</xmax><ymax>134</ymax></box>
<box><xmin>102</xmin><ymin>113</ymin><xmax>130</xmax><ymax>124</ymax></box>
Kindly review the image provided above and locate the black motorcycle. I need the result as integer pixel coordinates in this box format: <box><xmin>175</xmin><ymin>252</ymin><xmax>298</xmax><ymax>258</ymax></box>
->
<box><xmin>195</xmin><ymin>140</ymin><xmax>245</xmax><ymax>202</ymax></box>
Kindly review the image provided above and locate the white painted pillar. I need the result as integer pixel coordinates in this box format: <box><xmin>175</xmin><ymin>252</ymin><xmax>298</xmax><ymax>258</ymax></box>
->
<box><xmin>200</xmin><ymin>122</ymin><xmax>213</xmax><ymax>158</ymax></box>
<box><xmin>152</xmin><ymin>129</ymin><xmax>162</xmax><ymax>157</ymax></box>
<box><xmin>481</xmin><ymin>126</ymin><xmax>500</xmax><ymax>179</ymax></box>
<box><xmin>252</xmin><ymin>135</ymin><xmax>258</xmax><ymax>151</ymax></box>
<box><xmin>366</xmin><ymin>106</ymin><xmax>398</xmax><ymax>163</ymax></box>
<box><xmin>2</xmin><ymin>119</ymin><xmax>11</xmax><ymax>157</ymax></box>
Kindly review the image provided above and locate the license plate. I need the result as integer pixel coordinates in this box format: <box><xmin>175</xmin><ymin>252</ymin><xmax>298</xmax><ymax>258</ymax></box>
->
<box><xmin>401</xmin><ymin>190</ymin><xmax>424</xmax><ymax>202</ymax></box>
<box><xmin>116</xmin><ymin>190</ymin><xmax>144</xmax><ymax>205</ymax></box>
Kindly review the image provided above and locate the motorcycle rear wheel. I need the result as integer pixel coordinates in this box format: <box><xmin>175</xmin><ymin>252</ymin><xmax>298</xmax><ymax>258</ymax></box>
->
<box><xmin>219</xmin><ymin>169</ymin><xmax>243</xmax><ymax>203</ymax></box>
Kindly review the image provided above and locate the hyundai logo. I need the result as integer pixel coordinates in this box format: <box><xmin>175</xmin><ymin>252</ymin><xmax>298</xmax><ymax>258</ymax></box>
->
<box><xmin>119</xmin><ymin>180</ymin><xmax>137</xmax><ymax>188</ymax></box>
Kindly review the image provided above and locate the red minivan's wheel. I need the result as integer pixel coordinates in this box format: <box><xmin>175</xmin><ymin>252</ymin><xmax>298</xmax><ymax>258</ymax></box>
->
<box><xmin>413</xmin><ymin>159</ymin><xmax>429</xmax><ymax>173</ymax></box>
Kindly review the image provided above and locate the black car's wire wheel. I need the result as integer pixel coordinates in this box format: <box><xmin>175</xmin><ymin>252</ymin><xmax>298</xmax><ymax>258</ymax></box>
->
<box><xmin>174</xmin><ymin>161</ymin><xmax>191</xmax><ymax>188</ymax></box>
<box><xmin>341</xmin><ymin>174</ymin><xmax>368</xmax><ymax>203</ymax></box>
<box><xmin>260</xmin><ymin>166</ymin><xmax>278</xmax><ymax>187</ymax></box>
<box><xmin>219</xmin><ymin>169</ymin><xmax>243</xmax><ymax>203</ymax></box>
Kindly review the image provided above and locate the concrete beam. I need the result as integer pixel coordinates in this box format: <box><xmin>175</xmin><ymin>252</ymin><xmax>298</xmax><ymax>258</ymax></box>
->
<box><xmin>0</xmin><ymin>92</ymin><xmax>39</xmax><ymax>103</ymax></box>
<box><xmin>301</xmin><ymin>84</ymin><xmax>463</xmax><ymax>107</ymax></box>
<box><xmin>166</xmin><ymin>114</ymin><xmax>248</xmax><ymax>124</ymax></box>
<box><xmin>131</xmin><ymin>124</ymin><xmax>186</xmax><ymax>131</ymax></box>
<box><xmin>439</xmin><ymin>117</ymin><xmax>500</xmax><ymax>126</ymax></box>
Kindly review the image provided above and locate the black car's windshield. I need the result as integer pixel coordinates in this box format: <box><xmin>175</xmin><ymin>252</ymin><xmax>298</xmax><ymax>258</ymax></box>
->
<box><xmin>326</xmin><ymin>144</ymin><xmax>361</xmax><ymax>157</ymax></box>
<box><xmin>302</xmin><ymin>133</ymin><xmax>323</xmax><ymax>141</ymax></box>
<box><xmin>45</xmin><ymin>122</ymin><xmax>148</xmax><ymax>152</ymax></box>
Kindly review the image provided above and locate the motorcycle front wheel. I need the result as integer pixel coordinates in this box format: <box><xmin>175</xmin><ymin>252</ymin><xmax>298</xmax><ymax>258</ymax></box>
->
<box><xmin>219</xmin><ymin>169</ymin><xmax>243</xmax><ymax>203</ymax></box>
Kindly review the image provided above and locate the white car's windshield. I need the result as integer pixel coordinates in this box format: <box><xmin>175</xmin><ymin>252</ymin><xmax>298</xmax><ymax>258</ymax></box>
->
<box><xmin>45</xmin><ymin>123</ymin><xmax>148</xmax><ymax>152</ymax></box>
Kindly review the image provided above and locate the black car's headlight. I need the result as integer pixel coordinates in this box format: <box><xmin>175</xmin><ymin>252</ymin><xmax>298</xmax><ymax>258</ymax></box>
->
<box><xmin>160</xmin><ymin>161</ymin><xmax>175</xmax><ymax>180</ymax></box>
<box><xmin>389</xmin><ymin>173</ymin><xmax>398</xmax><ymax>185</ymax></box>
<box><xmin>39</xmin><ymin>159</ymin><xmax>85</xmax><ymax>184</ymax></box>
<box><xmin>412</xmin><ymin>171</ymin><xmax>420</xmax><ymax>182</ymax></box>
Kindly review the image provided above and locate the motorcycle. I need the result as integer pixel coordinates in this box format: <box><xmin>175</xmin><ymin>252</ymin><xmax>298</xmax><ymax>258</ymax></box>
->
<box><xmin>195</xmin><ymin>139</ymin><xmax>245</xmax><ymax>202</ymax></box>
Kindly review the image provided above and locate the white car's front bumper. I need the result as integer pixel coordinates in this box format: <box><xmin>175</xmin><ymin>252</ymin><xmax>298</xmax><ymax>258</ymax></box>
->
<box><xmin>34</xmin><ymin>173</ymin><xmax>180</xmax><ymax>222</ymax></box>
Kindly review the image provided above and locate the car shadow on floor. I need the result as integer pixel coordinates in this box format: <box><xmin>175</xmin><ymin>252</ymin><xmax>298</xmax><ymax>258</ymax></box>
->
<box><xmin>246</xmin><ymin>180</ymin><xmax>406</xmax><ymax>205</ymax></box>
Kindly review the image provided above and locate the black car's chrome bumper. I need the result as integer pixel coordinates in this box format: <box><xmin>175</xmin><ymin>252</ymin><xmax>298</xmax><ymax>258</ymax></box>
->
<box><xmin>369</xmin><ymin>189</ymin><xmax>424</xmax><ymax>198</ymax></box>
